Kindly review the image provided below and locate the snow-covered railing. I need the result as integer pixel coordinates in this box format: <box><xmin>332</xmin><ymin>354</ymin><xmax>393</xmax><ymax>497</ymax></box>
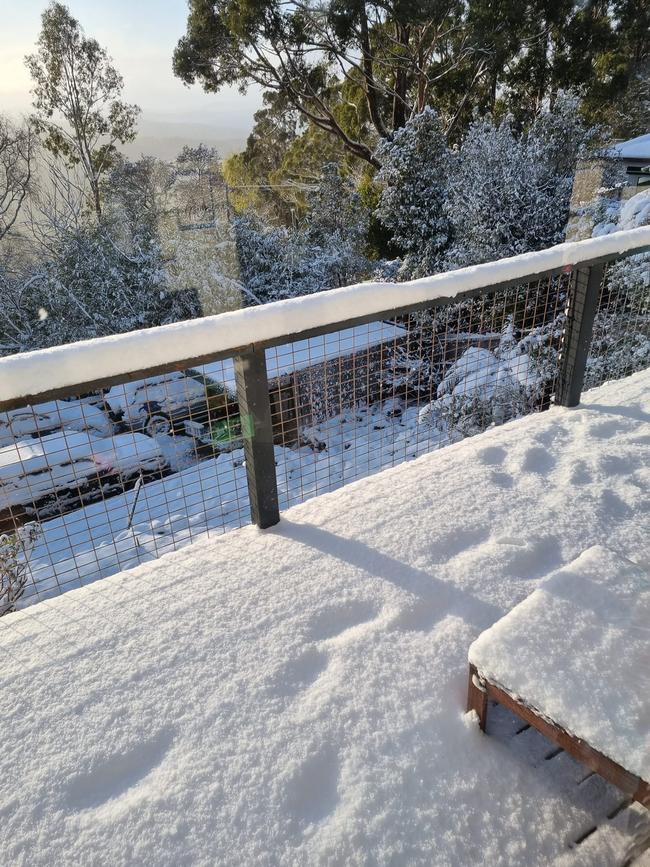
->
<box><xmin>1</xmin><ymin>227</ymin><xmax>649</xmax><ymax>612</ymax></box>
<box><xmin>0</xmin><ymin>226</ymin><xmax>648</xmax><ymax>409</ymax></box>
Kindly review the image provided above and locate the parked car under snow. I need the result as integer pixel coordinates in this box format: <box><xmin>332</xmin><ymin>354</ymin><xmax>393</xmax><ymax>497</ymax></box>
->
<box><xmin>0</xmin><ymin>430</ymin><xmax>168</xmax><ymax>530</ymax></box>
<box><xmin>104</xmin><ymin>371</ymin><xmax>239</xmax><ymax>447</ymax></box>
<box><xmin>0</xmin><ymin>398</ymin><xmax>113</xmax><ymax>448</ymax></box>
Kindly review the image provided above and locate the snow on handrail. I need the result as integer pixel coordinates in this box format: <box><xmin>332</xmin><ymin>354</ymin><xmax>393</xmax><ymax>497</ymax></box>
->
<box><xmin>1</xmin><ymin>226</ymin><xmax>649</xmax><ymax>405</ymax></box>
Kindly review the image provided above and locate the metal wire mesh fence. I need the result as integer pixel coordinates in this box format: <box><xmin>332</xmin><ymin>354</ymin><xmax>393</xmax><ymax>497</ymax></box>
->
<box><xmin>273</xmin><ymin>272</ymin><xmax>570</xmax><ymax>509</ymax></box>
<box><xmin>585</xmin><ymin>253</ymin><xmax>650</xmax><ymax>389</ymax></box>
<box><xmin>0</xmin><ymin>357</ymin><xmax>252</xmax><ymax>611</ymax></box>
<box><xmin>0</xmin><ymin>245</ymin><xmax>648</xmax><ymax>613</ymax></box>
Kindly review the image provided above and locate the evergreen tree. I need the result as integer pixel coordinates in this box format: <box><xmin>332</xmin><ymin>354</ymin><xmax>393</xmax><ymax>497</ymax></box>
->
<box><xmin>374</xmin><ymin>108</ymin><xmax>451</xmax><ymax>277</ymax></box>
<box><xmin>444</xmin><ymin>95</ymin><xmax>592</xmax><ymax>268</ymax></box>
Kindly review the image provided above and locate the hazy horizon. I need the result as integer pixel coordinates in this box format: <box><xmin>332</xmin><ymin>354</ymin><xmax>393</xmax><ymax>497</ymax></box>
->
<box><xmin>0</xmin><ymin>0</ymin><xmax>262</xmax><ymax>159</ymax></box>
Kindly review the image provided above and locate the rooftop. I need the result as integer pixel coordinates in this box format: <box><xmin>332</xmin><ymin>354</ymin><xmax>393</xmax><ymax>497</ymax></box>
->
<box><xmin>1</xmin><ymin>367</ymin><xmax>648</xmax><ymax>865</ymax></box>
<box><xmin>609</xmin><ymin>133</ymin><xmax>650</xmax><ymax>161</ymax></box>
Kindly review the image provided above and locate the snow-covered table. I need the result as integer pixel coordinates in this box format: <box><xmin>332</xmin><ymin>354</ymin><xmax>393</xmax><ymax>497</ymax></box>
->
<box><xmin>468</xmin><ymin>546</ymin><xmax>650</xmax><ymax>807</ymax></box>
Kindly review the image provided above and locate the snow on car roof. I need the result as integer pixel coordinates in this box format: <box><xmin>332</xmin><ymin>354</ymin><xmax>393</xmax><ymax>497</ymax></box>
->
<box><xmin>0</xmin><ymin>400</ymin><xmax>112</xmax><ymax>447</ymax></box>
<box><xmin>105</xmin><ymin>371</ymin><xmax>207</xmax><ymax>417</ymax></box>
<box><xmin>0</xmin><ymin>430</ymin><xmax>101</xmax><ymax>475</ymax></box>
<box><xmin>204</xmin><ymin>320</ymin><xmax>406</xmax><ymax>390</ymax></box>
<box><xmin>0</xmin><ymin>430</ymin><xmax>162</xmax><ymax>479</ymax></box>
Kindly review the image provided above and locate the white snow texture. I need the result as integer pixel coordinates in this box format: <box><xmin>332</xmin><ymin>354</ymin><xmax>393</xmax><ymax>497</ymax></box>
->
<box><xmin>0</xmin><ymin>368</ymin><xmax>648</xmax><ymax>866</ymax></box>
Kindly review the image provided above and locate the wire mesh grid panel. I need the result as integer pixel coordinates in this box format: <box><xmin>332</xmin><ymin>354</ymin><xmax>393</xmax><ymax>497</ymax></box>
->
<box><xmin>585</xmin><ymin>253</ymin><xmax>650</xmax><ymax>390</ymax></box>
<box><xmin>272</xmin><ymin>273</ymin><xmax>571</xmax><ymax>509</ymax></box>
<box><xmin>1</xmin><ymin>251</ymin><xmax>646</xmax><ymax>615</ymax></box>
<box><xmin>0</xmin><ymin>358</ymin><xmax>251</xmax><ymax>614</ymax></box>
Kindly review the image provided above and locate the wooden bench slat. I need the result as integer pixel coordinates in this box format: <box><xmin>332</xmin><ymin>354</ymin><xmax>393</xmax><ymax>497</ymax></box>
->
<box><xmin>467</xmin><ymin>664</ymin><xmax>650</xmax><ymax>808</ymax></box>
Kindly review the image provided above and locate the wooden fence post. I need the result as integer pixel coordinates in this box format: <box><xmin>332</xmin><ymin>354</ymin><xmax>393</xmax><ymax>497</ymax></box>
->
<box><xmin>555</xmin><ymin>263</ymin><xmax>605</xmax><ymax>408</ymax></box>
<box><xmin>234</xmin><ymin>349</ymin><xmax>280</xmax><ymax>529</ymax></box>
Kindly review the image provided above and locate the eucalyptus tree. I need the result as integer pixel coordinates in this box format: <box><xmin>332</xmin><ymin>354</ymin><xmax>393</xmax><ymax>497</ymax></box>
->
<box><xmin>26</xmin><ymin>2</ymin><xmax>140</xmax><ymax>218</ymax></box>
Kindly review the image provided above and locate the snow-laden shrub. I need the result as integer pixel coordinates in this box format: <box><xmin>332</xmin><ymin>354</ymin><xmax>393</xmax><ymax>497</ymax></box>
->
<box><xmin>444</xmin><ymin>96</ymin><xmax>592</xmax><ymax>269</ymax></box>
<box><xmin>234</xmin><ymin>165</ymin><xmax>370</xmax><ymax>303</ymax></box>
<box><xmin>0</xmin><ymin>525</ymin><xmax>39</xmax><ymax>616</ymax></box>
<box><xmin>233</xmin><ymin>215</ymin><xmax>314</xmax><ymax>303</ymax></box>
<box><xmin>585</xmin><ymin>189</ymin><xmax>650</xmax><ymax>389</ymax></box>
<box><xmin>0</xmin><ymin>220</ymin><xmax>203</xmax><ymax>354</ymax></box>
<box><xmin>374</xmin><ymin>108</ymin><xmax>451</xmax><ymax>278</ymax></box>
<box><xmin>418</xmin><ymin>322</ymin><xmax>557</xmax><ymax>439</ymax></box>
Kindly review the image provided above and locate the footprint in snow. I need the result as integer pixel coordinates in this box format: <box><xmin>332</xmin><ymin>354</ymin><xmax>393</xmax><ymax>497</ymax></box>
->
<box><xmin>284</xmin><ymin>746</ymin><xmax>340</xmax><ymax>828</ymax></box>
<box><xmin>64</xmin><ymin>728</ymin><xmax>174</xmax><ymax>815</ymax></box>
<box><xmin>477</xmin><ymin>445</ymin><xmax>507</xmax><ymax>467</ymax></box>
<box><xmin>270</xmin><ymin>647</ymin><xmax>329</xmax><ymax>698</ymax></box>
<box><xmin>569</xmin><ymin>461</ymin><xmax>593</xmax><ymax>486</ymax></box>
<box><xmin>306</xmin><ymin>599</ymin><xmax>379</xmax><ymax>642</ymax></box>
<box><xmin>519</xmin><ymin>445</ymin><xmax>556</xmax><ymax>474</ymax></box>
<box><xmin>493</xmin><ymin>535</ymin><xmax>563</xmax><ymax>580</ymax></box>
<box><xmin>587</xmin><ymin>419</ymin><xmax>631</xmax><ymax>439</ymax></box>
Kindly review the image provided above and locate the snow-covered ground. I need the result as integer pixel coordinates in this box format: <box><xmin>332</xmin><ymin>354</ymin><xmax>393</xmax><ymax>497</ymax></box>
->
<box><xmin>24</xmin><ymin>401</ymin><xmax>445</xmax><ymax>604</ymax></box>
<box><xmin>1</xmin><ymin>368</ymin><xmax>648</xmax><ymax>865</ymax></box>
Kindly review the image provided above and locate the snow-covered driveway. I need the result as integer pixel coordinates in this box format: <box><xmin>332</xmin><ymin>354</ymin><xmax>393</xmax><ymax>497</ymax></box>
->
<box><xmin>0</xmin><ymin>369</ymin><xmax>648</xmax><ymax>866</ymax></box>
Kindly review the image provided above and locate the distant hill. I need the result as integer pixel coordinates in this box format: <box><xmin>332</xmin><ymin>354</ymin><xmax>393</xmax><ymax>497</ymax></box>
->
<box><xmin>121</xmin><ymin>117</ymin><xmax>252</xmax><ymax>161</ymax></box>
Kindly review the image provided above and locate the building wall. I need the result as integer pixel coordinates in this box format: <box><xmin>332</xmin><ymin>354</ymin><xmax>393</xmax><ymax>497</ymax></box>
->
<box><xmin>565</xmin><ymin>157</ymin><xmax>624</xmax><ymax>241</ymax></box>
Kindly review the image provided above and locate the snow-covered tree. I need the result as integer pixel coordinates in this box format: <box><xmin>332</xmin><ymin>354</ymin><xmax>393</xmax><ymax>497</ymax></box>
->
<box><xmin>233</xmin><ymin>215</ymin><xmax>309</xmax><ymax>303</ymax></box>
<box><xmin>304</xmin><ymin>164</ymin><xmax>369</xmax><ymax>289</ymax></box>
<box><xmin>374</xmin><ymin>109</ymin><xmax>451</xmax><ymax>278</ymax></box>
<box><xmin>174</xmin><ymin>144</ymin><xmax>225</xmax><ymax>224</ymax></box>
<box><xmin>0</xmin><ymin>116</ymin><xmax>36</xmax><ymax>243</ymax></box>
<box><xmin>234</xmin><ymin>164</ymin><xmax>370</xmax><ymax>303</ymax></box>
<box><xmin>0</xmin><ymin>220</ymin><xmax>201</xmax><ymax>354</ymax></box>
<box><xmin>444</xmin><ymin>96</ymin><xmax>592</xmax><ymax>269</ymax></box>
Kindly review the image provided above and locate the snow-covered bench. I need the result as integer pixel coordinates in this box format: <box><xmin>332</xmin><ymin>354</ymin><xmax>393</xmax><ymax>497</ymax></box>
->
<box><xmin>467</xmin><ymin>546</ymin><xmax>650</xmax><ymax>807</ymax></box>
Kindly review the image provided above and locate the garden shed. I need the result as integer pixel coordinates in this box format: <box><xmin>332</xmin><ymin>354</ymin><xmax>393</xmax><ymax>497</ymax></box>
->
<box><xmin>206</xmin><ymin>320</ymin><xmax>407</xmax><ymax>445</ymax></box>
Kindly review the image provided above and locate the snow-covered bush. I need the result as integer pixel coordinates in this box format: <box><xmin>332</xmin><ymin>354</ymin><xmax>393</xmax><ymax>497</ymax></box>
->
<box><xmin>373</xmin><ymin>96</ymin><xmax>591</xmax><ymax>280</ymax></box>
<box><xmin>234</xmin><ymin>165</ymin><xmax>370</xmax><ymax>302</ymax></box>
<box><xmin>418</xmin><ymin>322</ymin><xmax>557</xmax><ymax>439</ymax></box>
<box><xmin>303</xmin><ymin>164</ymin><xmax>370</xmax><ymax>289</ymax></box>
<box><xmin>444</xmin><ymin>96</ymin><xmax>592</xmax><ymax>269</ymax></box>
<box><xmin>0</xmin><ymin>525</ymin><xmax>39</xmax><ymax>616</ymax></box>
<box><xmin>0</xmin><ymin>221</ymin><xmax>201</xmax><ymax>354</ymax></box>
<box><xmin>233</xmin><ymin>215</ymin><xmax>312</xmax><ymax>303</ymax></box>
<box><xmin>374</xmin><ymin>108</ymin><xmax>451</xmax><ymax>278</ymax></box>
<box><xmin>586</xmin><ymin>190</ymin><xmax>650</xmax><ymax>388</ymax></box>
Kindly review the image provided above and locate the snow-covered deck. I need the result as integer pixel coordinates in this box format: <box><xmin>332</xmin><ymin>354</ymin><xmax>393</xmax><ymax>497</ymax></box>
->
<box><xmin>1</xmin><ymin>369</ymin><xmax>649</xmax><ymax>865</ymax></box>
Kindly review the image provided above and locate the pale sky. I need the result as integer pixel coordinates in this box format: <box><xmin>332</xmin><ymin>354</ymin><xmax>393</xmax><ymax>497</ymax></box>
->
<box><xmin>0</xmin><ymin>0</ymin><xmax>262</xmax><ymax>158</ymax></box>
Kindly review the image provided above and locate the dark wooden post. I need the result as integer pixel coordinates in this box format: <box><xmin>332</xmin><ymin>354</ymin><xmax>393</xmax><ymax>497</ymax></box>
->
<box><xmin>467</xmin><ymin>664</ymin><xmax>488</xmax><ymax>732</ymax></box>
<box><xmin>234</xmin><ymin>349</ymin><xmax>280</xmax><ymax>529</ymax></box>
<box><xmin>555</xmin><ymin>263</ymin><xmax>604</xmax><ymax>408</ymax></box>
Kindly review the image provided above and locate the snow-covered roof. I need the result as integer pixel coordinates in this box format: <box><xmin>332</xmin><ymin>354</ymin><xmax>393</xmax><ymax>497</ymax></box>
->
<box><xmin>608</xmin><ymin>132</ymin><xmax>650</xmax><ymax>160</ymax></box>
<box><xmin>1</xmin><ymin>367</ymin><xmax>648</xmax><ymax>865</ymax></box>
